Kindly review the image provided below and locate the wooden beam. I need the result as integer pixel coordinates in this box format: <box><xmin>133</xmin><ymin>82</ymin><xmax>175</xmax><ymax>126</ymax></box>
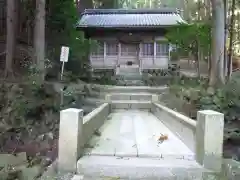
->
<box><xmin>117</xmin><ymin>42</ymin><xmax>121</xmax><ymax>65</ymax></box>
<box><xmin>153</xmin><ymin>41</ymin><xmax>156</xmax><ymax>66</ymax></box>
<box><xmin>168</xmin><ymin>43</ymin><xmax>171</xmax><ymax>65</ymax></box>
<box><xmin>139</xmin><ymin>43</ymin><xmax>142</xmax><ymax>69</ymax></box>
<box><xmin>138</xmin><ymin>43</ymin><xmax>142</xmax><ymax>74</ymax></box>
<box><xmin>103</xmin><ymin>42</ymin><xmax>106</xmax><ymax>66</ymax></box>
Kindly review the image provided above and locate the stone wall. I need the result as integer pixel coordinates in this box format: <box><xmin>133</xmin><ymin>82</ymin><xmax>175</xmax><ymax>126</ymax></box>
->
<box><xmin>82</xmin><ymin>103</ymin><xmax>110</xmax><ymax>145</ymax></box>
<box><xmin>58</xmin><ymin>103</ymin><xmax>111</xmax><ymax>172</ymax></box>
<box><xmin>152</xmin><ymin>103</ymin><xmax>225</xmax><ymax>172</ymax></box>
<box><xmin>151</xmin><ymin>103</ymin><xmax>196</xmax><ymax>152</ymax></box>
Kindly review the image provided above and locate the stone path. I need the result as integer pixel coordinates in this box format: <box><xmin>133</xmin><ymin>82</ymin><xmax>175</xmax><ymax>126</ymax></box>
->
<box><xmin>84</xmin><ymin>110</ymin><xmax>194</xmax><ymax>159</ymax></box>
<box><xmin>76</xmin><ymin>110</ymin><xmax>215</xmax><ymax>179</ymax></box>
<box><xmin>77</xmin><ymin>156</ymin><xmax>207</xmax><ymax>180</ymax></box>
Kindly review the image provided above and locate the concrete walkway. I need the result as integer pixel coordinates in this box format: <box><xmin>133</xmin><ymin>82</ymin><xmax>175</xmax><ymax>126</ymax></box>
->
<box><xmin>77</xmin><ymin>156</ymin><xmax>206</xmax><ymax>179</ymax></box>
<box><xmin>84</xmin><ymin>110</ymin><xmax>194</xmax><ymax>160</ymax></box>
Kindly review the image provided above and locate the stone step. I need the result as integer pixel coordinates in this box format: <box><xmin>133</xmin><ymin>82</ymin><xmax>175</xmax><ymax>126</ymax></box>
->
<box><xmin>110</xmin><ymin>100</ymin><xmax>152</xmax><ymax>109</ymax></box>
<box><xmin>119</xmin><ymin>78</ymin><xmax>143</xmax><ymax>82</ymax></box>
<box><xmin>117</xmin><ymin>68</ymin><xmax>140</xmax><ymax>74</ymax></box>
<box><xmin>117</xmin><ymin>71</ymin><xmax>140</xmax><ymax>75</ymax></box>
<box><xmin>117</xmin><ymin>79</ymin><xmax>143</xmax><ymax>82</ymax></box>
<box><xmin>117</xmin><ymin>80</ymin><xmax>144</xmax><ymax>86</ymax></box>
<box><xmin>88</xmin><ymin>85</ymin><xmax>168</xmax><ymax>97</ymax></box>
<box><xmin>116</xmin><ymin>73</ymin><xmax>141</xmax><ymax>77</ymax></box>
<box><xmin>84</xmin><ymin>98</ymin><xmax>156</xmax><ymax>105</ymax></box>
<box><xmin>116</xmin><ymin>83</ymin><xmax>145</xmax><ymax>87</ymax></box>
<box><xmin>76</xmin><ymin>156</ymin><xmax>217</xmax><ymax>180</ymax></box>
<box><xmin>89</xmin><ymin>90</ymin><xmax>163</xmax><ymax>99</ymax></box>
<box><xmin>117</xmin><ymin>76</ymin><xmax>142</xmax><ymax>81</ymax></box>
<box><xmin>99</xmin><ymin>86</ymin><xmax>168</xmax><ymax>93</ymax></box>
<box><xmin>117</xmin><ymin>72</ymin><xmax>141</xmax><ymax>76</ymax></box>
<box><xmin>106</xmin><ymin>93</ymin><xmax>155</xmax><ymax>101</ymax></box>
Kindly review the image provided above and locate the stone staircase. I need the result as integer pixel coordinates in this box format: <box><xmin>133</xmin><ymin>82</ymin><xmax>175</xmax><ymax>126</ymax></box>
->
<box><xmin>116</xmin><ymin>65</ymin><xmax>144</xmax><ymax>86</ymax></box>
<box><xmin>75</xmin><ymin>156</ymin><xmax>218</xmax><ymax>180</ymax></box>
<box><xmin>116</xmin><ymin>64</ymin><xmax>140</xmax><ymax>74</ymax></box>
<box><xmin>116</xmin><ymin>74</ymin><xmax>144</xmax><ymax>86</ymax></box>
<box><xmin>54</xmin><ymin>82</ymin><xmax>168</xmax><ymax>115</ymax></box>
<box><xmin>40</xmin><ymin>85</ymin><xmax>240</xmax><ymax>180</ymax></box>
<box><xmin>73</xmin><ymin>88</ymin><xmax>217</xmax><ymax>180</ymax></box>
<box><xmin>81</xmin><ymin>85</ymin><xmax>168</xmax><ymax>115</ymax></box>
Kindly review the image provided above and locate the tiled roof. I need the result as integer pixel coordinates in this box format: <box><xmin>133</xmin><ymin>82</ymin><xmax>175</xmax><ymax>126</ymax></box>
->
<box><xmin>77</xmin><ymin>9</ymin><xmax>186</xmax><ymax>28</ymax></box>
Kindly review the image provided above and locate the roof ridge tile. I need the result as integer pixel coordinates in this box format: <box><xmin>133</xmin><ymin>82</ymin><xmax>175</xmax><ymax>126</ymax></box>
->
<box><xmin>82</xmin><ymin>8</ymin><xmax>180</xmax><ymax>16</ymax></box>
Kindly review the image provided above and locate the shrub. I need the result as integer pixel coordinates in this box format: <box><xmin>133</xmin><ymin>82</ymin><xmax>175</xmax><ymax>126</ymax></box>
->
<box><xmin>169</xmin><ymin>75</ymin><xmax>240</xmax><ymax>121</ymax></box>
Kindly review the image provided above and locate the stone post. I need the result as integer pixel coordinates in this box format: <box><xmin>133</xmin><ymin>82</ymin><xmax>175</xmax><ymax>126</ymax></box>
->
<box><xmin>58</xmin><ymin>108</ymin><xmax>83</xmax><ymax>173</ymax></box>
<box><xmin>105</xmin><ymin>94</ymin><xmax>111</xmax><ymax>101</ymax></box>
<box><xmin>196</xmin><ymin>110</ymin><xmax>224</xmax><ymax>172</ymax></box>
<box><xmin>152</xmin><ymin>94</ymin><xmax>159</xmax><ymax>103</ymax></box>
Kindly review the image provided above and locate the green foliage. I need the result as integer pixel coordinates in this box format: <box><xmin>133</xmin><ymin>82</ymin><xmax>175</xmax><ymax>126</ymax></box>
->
<box><xmin>0</xmin><ymin>63</ymin><xmax>87</xmax><ymax>135</ymax></box>
<box><xmin>0</xmin><ymin>73</ymin><xmax>58</xmax><ymax>133</ymax></box>
<box><xmin>91</xmin><ymin>70</ymin><xmax>117</xmax><ymax>85</ymax></box>
<box><xmin>46</xmin><ymin>0</ymin><xmax>93</xmax><ymax>80</ymax></box>
<box><xmin>166</xmin><ymin>22</ymin><xmax>211</xmax><ymax>58</ymax></box>
<box><xmin>169</xmin><ymin>75</ymin><xmax>240</xmax><ymax>142</ymax></box>
<box><xmin>95</xmin><ymin>0</ymin><xmax>119</xmax><ymax>8</ymax></box>
<box><xmin>46</xmin><ymin>0</ymin><xmax>79</xmax><ymax>45</ymax></box>
<box><xmin>170</xmin><ymin>49</ymin><xmax>179</xmax><ymax>61</ymax></box>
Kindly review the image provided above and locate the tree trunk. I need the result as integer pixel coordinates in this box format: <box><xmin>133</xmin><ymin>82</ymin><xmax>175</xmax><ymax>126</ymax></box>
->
<box><xmin>204</xmin><ymin>0</ymin><xmax>212</xmax><ymax>77</ymax></box>
<box><xmin>204</xmin><ymin>0</ymin><xmax>211</xmax><ymax>19</ymax></box>
<box><xmin>209</xmin><ymin>0</ymin><xmax>225</xmax><ymax>86</ymax></box>
<box><xmin>223</xmin><ymin>0</ymin><xmax>228</xmax><ymax>77</ymax></box>
<box><xmin>196</xmin><ymin>0</ymin><xmax>201</xmax><ymax>77</ymax></box>
<box><xmin>227</xmin><ymin>0</ymin><xmax>236</xmax><ymax>81</ymax></box>
<box><xmin>196</xmin><ymin>49</ymin><xmax>201</xmax><ymax>78</ymax></box>
<box><xmin>238</xmin><ymin>13</ymin><xmax>240</xmax><ymax>42</ymax></box>
<box><xmin>34</xmin><ymin>0</ymin><xmax>46</xmax><ymax>81</ymax></box>
<box><xmin>5</xmin><ymin>0</ymin><xmax>16</xmax><ymax>79</ymax></box>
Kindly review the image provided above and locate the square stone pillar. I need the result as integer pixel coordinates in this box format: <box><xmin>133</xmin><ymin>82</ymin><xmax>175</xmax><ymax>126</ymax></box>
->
<box><xmin>196</xmin><ymin>110</ymin><xmax>224</xmax><ymax>172</ymax></box>
<box><xmin>105</xmin><ymin>94</ymin><xmax>111</xmax><ymax>101</ymax></box>
<box><xmin>58</xmin><ymin>108</ymin><xmax>83</xmax><ymax>173</ymax></box>
<box><xmin>152</xmin><ymin>94</ymin><xmax>159</xmax><ymax>103</ymax></box>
